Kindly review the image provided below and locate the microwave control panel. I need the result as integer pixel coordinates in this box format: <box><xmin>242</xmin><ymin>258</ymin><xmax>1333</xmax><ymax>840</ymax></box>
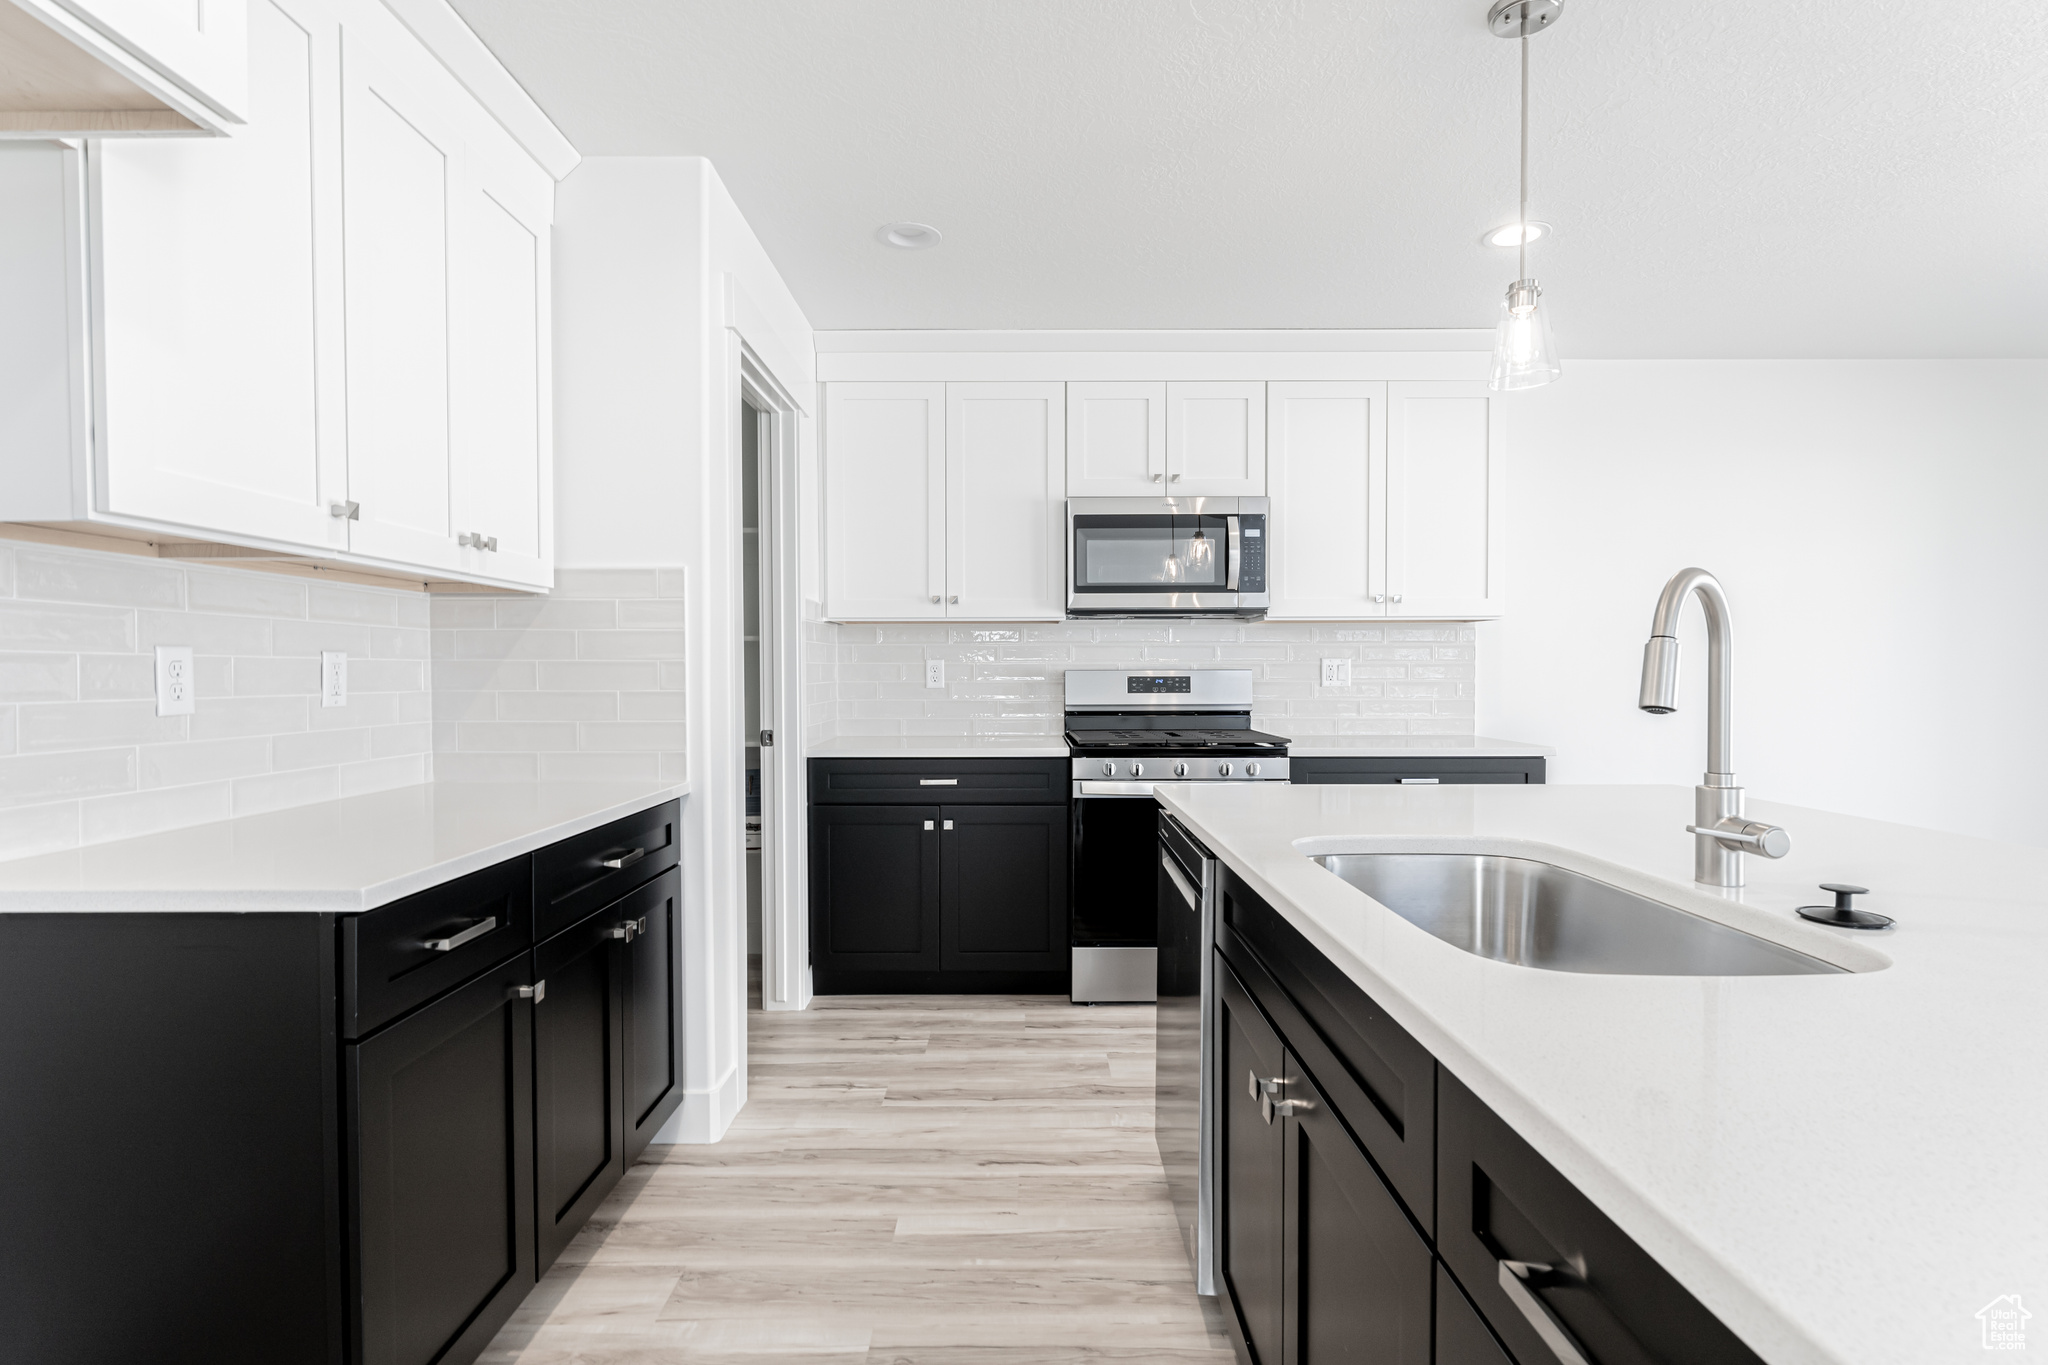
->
<box><xmin>1237</xmin><ymin>516</ymin><xmax>1266</xmax><ymax>593</ymax></box>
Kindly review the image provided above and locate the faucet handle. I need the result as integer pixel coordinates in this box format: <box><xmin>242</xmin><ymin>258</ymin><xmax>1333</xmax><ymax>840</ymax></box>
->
<box><xmin>1686</xmin><ymin>820</ymin><xmax>1790</xmax><ymax>858</ymax></box>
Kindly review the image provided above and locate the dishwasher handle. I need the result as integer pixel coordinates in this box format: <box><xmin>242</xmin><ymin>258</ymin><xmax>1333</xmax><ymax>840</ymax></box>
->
<box><xmin>1497</xmin><ymin>1260</ymin><xmax>1594</xmax><ymax>1365</ymax></box>
<box><xmin>1160</xmin><ymin>849</ymin><xmax>1199</xmax><ymax>911</ymax></box>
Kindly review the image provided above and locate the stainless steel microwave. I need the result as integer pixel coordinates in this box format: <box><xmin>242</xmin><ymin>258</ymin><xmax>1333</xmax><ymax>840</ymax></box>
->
<box><xmin>1066</xmin><ymin>497</ymin><xmax>1269</xmax><ymax>617</ymax></box>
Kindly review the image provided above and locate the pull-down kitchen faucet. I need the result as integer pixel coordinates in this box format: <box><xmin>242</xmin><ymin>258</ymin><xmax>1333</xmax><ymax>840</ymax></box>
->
<box><xmin>1638</xmin><ymin>567</ymin><xmax>1790</xmax><ymax>887</ymax></box>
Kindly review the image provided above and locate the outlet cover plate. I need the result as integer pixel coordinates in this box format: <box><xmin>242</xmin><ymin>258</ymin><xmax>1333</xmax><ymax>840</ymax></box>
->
<box><xmin>154</xmin><ymin>645</ymin><xmax>195</xmax><ymax>717</ymax></box>
<box><xmin>1320</xmin><ymin>658</ymin><xmax>1352</xmax><ymax>687</ymax></box>
<box><xmin>321</xmin><ymin>651</ymin><xmax>348</xmax><ymax>707</ymax></box>
<box><xmin>925</xmin><ymin>659</ymin><xmax>946</xmax><ymax>689</ymax></box>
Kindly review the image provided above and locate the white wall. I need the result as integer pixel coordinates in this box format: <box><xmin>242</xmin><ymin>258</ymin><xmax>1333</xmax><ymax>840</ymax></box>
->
<box><xmin>553</xmin><ymin>157</ymin><xmax>814</xmax><ymax>1141</ymax></box>
<box><xmin>1479</xmin><ymin>359</ymin><xmax>2048</xmax><ymax>847</ymax></box>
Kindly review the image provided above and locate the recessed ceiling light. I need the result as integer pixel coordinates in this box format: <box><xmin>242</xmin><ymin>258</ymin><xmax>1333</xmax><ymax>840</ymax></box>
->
<box><xmin>877</xmin><ymin>222</ymin><xmax>942</xmax><ymax>250</ymax></box>
<box><xmin>1482</xmin><ymin>221</ymin><xmax>1552</xmax><ymax>248</ymax></box>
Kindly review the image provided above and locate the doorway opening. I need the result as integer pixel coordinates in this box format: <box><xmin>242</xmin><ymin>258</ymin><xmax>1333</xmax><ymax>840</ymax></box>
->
<box><xmin>742</xmin><ymin>399</ymin><xmax>766</xmax><ymax>1004</ymax></box>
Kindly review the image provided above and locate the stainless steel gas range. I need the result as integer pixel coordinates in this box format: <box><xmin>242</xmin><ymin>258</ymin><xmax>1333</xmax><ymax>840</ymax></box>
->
<box><xmin>1064</xmin><ymin>668</ymin><xmax>1290</xmax><ymax>1003</ymax></box>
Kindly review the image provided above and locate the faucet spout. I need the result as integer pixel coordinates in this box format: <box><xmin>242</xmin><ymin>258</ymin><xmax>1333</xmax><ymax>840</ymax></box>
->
<box><xmin>1638</xmin><ymin>566</ymin><xmax>1734</xmax><ymax>783</ymax></box>
<box><xmin>1637</xmin><ymin>567</ymin><xmax>1786</xmax><ymax>886</ymax></box>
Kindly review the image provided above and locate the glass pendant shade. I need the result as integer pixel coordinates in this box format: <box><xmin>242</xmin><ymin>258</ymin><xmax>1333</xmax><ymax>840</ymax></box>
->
<box><xmin>1489</xmin><ymin>278</ymin><xmax>1561</xmax><ymax>391</ymax></box>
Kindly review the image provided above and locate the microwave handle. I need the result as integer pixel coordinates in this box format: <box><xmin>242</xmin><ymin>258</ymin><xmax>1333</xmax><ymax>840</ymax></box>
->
<box><xmin>1225</xmin><ymin>515</ymin><xmax>1242</xmax><ymax>591</ymax></box>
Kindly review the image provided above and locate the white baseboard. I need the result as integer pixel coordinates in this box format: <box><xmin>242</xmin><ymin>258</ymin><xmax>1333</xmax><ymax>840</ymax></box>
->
<box><xmin>648</xmin><ymin>1062</ymin><xmax>746</xmax><ymax>1144</ymax></box>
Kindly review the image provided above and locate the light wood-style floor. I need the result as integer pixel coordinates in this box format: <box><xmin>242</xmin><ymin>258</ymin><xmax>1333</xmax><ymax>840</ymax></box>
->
<box><xmin>481</xmin><ymin>994</ymin><xmax>1236</xmax><ymax>1364</ymax></box>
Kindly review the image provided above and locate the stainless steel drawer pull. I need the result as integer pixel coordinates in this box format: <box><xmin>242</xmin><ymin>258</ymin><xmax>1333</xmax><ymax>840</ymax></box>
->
<box><xmin>1399</xmin><ymin>777</ymin><xmax>1440</xmax><ymax>785</ymax></box>
<box><xmin>925</xmin><ymin>821</ymin><xmax>935</xmax><ymax>831</ymax></box>
<box><xmin>423</xmin><ymin>916</ymin><xmax>496</xmax><ymax>952</ymax></box>
<box><xmin>606</xmin><ymin>923</ymin><xmax>635</xmax><ymax>941</ymax></box>
<box><xmin>329</xmin><ymin>500</ymin><xmax>360</xmax><ymax>520</ymax></box>
<box><xmin>942</xmin><ymin>820</ymin><xmax>954</xmax><ymax>830</ymax></box>
<box><xmin>918</xmin><ymin>778</ymin><xmax>958</xmax><ymax>785</ymax></box>
<box><xmin>601</xmin><ymin>847</ymin><xmax>647</xmax><ymax>870</ymax></box>
<box><xmin>1498</xmin><ymin>1261</ymin><xmax>1592</xmax><ymax>1365</ymax></box>
<box><xmin>512</xmin><ymin>980</ymin><xmax>546</xmax><ymax>1002</ymax></box>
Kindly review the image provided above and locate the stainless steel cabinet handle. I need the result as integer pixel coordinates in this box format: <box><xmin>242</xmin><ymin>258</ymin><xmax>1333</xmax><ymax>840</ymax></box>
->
<box><xmin>634</xmin><ymin>916</ymin><xmax>647</xmax><ymax>934</ymax></box>
<box><xmin>601</xmin><ymin>847</ymin><xmax>647</xmax><ymax>870</ymax></box>
<box><xmin>329</xmin><ymin>500</ymin><xmax>360</xmax><ymax>520</ymax></box>
<box><xmin>942</xmin><ymin>820</ymin><xmax>954</xmax><ymax>830</ymax></box>
<box><xmin>606</xmin><ymin>923</ymin><xmax>635</xmax><ymax>941</ymax></box>
<box><xmin>1152</xmin><ymin>473</ymin><xmax>1164</xmax><ymax>482</ymax></box>
<box><xmin>1272</xmin><ymin>1098</ymin><xmax>1313</xmax><ymax>1118</ymax></box>
<box><xmin>1498</xmin><ymin>1261</ymin><xmax>1593</xmax><ymax>1365</ymax></box>
<box><xmin>512</xmin><ymin>979</ymin><xmax>546</xmax><ymax>1002</ymax></box>
<box><xmin>458</xmin><ymin>532</ymin><xmax>480</xmax><ymax>548</ymax></box>
<box><xmin>1170</xmin><ymin>473</ymin><xmax>1182</xmax><ymax>482</ymax></box>
<box><xmin>1373</xmin><ymin>593</ymin><xmax>1386</xmax><ymax>603</ymax></box>
<box><xmin>918</xmin><ymin>778</ymin><xmax>958</xmax><ymax>785</ymax></box>
<box><xmin>931</xmin><ymin>595</ymin><xmax>941</xmax><ymax>603</ymax></box>
<box><xmin>948</xmin><ymin>595</ymin><xmax>958</xmax><ymax>604</ymax></box>
<box><xmin>423</xmin><ymin>916</ymin><xmax>496</xmax><ymax>952</ymax></box>
<box><xmin>925</xmin><ymin>820</ymin><xmax>935</xmax><ymax>830</ymax></box>
<box><xmin>1161</xmin><ymin>852</ymin><xmax>1199</xmax><ymax>911</ymax></box>
<box><xmin>1391</xmin><ymin>593</ymin><xmax>1403</xmax><ymax>604</ymax></box>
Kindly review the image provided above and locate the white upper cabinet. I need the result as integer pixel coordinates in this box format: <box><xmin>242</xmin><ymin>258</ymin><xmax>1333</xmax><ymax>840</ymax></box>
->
<box><xmin>2</xmin><ymin>0</ymin><xmax>249</xmax><ymax>134</ymax></box>
<box><xmin>825</xmin><ymin>383</ymin><xmax>948</xmax><ymax>620</ymax></box>
<box><xmin>1384</xmin><ymin>381</ymin><xmax>1503</xmax><ymax>619</ymax></box>
<box><xmin>339</xmin><ymin>20</ymin><xmax>461</xmax><ymax>575</ymax></box>
<box><xmin>92</xmin><ymin>0</ymin><xmax>343</xmax><ymax>551</ymax></box>
<box><xmin>0</xmin><ymin>0</ymin><xmax>561</xmax><ymax>589</ymax></box>
<box><xmin>1066</xmin><ymin>381</ymin><xmax>1164</xmax><ymax>496</ymax></box>
<box><xmin>1166</xmin><ymin>381</ymin><xmax>1265</xmax><ymax>495</ymax></box>
<box><xmin>1266</xmin><ymin>382</ymin><xmax>1384</xmax><ymax>620</ymax></box>
<box><xmin>448</xmin><ymin>126</ymin><xmax>553</xmax><ymax>588</ymax></box>
<box><xmin>948</xmin><ymin>383</ymin><xmax>1064</xmax><ymax>620</ymax></box>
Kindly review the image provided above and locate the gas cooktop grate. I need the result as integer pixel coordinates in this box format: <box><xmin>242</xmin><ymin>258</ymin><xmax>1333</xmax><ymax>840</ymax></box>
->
<box><xmin>1065</xmin><ymin>728</ymin><xmax>1290</xmax><ymax>750</ymax></box>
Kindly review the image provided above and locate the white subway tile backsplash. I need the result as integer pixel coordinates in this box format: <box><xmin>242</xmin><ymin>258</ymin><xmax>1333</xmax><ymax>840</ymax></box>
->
<box><xmin>0</xmin><ymin>601</ymin><xmax>136</xmax><ymax>652</ymax></box>
<box><xmin>81</xmin><ymin>782</ymin><xmax>232</xmax><ymax>844</ymax></box>
<box><xmin>0</xmin><ymin>801</ymin><xmax>78</xmax><ymax>862</ymax></box>
<box><xmin>338</xmin><ymin>753</ymin><xmax>430</xmax><ymax>798</ymax></box>
<box><xmin>185</xmin><ymin>567</ymin><xmax>308</xmax><ymax>618</ymax></box>
<box><xmin>232</xmin><ymin>765</ymin><xmax>341</xmax><ymax>817</ymax></box>
<box><xmin>0</xmin><ymin>748</ymin><xmax>137</xmax><ymax>806</ymax></box>
<box><xmin>138</xmin><ymin>737</ymin><xmax>272</xmax><ymax>789</ymax></box>
<box><xmin>138</xmin><ymin>609</ymin><xmax>272</xmax><ymax>655</ymax></box>
<box><xmin>0</xmin><ymin>653</ymin><xmax>78</xmax><ymax>702</ymax></box>
<box><xmin>272</xmin><ymin>727</ymin><xmax>374</xmax><ymax>772</ymax></box>
<box><xmin>15</xmin><ymin>549</ymin><xmax>185</xmax><ymax>609</ymax></box>
<box><xmin>79</xmin><ymin>655</ymin><xmax>156</xmax><ymax>700</ymax></box>
<box><xmin>553</xmin><ymin>568</ymin><xmax>662</xmax><ymax>599</ymax></box>
<box><xmin>17</xmin><ymin>700</ymin><xmax>187</xmax><ymax>752</ymax></box>
<box><xmin>802</xmin><ymin>617</ymin><xmax>1479</xmax><ymax>740</ymax></box>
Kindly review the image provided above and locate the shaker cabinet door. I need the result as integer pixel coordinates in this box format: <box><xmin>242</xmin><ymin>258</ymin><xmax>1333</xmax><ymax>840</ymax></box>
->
<box><xmin>1066</xmin><ymin>381</ymin><xmax>1166</xmax><ymax>496</ymax></box>
<box><xmin>91</xmin><ymin>0</ymin><xmax>347</xmax><ymax>553</ymax></box>
<box><xmin>533</xmin><ymin>906</ymin><xmax>627</xmax><ymax>1274</ymax></box>
<box><xmin>1385</xmin><ymin>381</ymin><xmax>1504</xmax><ymax>619</ymax></box>
<box><xmin>946</xmin><ymin>382</ymin><xmax>1065</xmax><ymax>620</ymax></box>
<box><xmin>825</xmin><ymin>383</ymin><xmax>948</xmax><ymax>619</ymax></box>
<box><xmin>938</xmin><ymin>803</ymin><xmax>1068</xmax><ymax>973</ymax></box>
<box><xmin>1167</xmin><ymin>381</ymin><xmax>1266</xmax><ymax>495</ymax></box>
<box><xmin>1219</xmin><ymin>955</ymin><xmax>1286</xmax><ymax>1365</ymax></box>
<box><xmin>622</xmin><ymin>868</ymin><xmax>685</xmax><ymax>1161</ymax></box>
<box><xmin>338</xmin><ymin>22</ymin><xmax>465</xmax><ymax>574</ymax></box>
<box><xmin>448</xmin><ymin>125</ymin><xmax>554</xmax><ymax>588</ymax></box>
<box><xmin>349</xmin><ymin>953</ymin><xmax>535</xmax><ymax>1365</ymax></box>
<box><xmin>810</xmin><ymin>803</ymin><xmax>942</xmax><ymax>984</ymax></box>
<box><xmin>1265</xmin><ymin>381</ymin><xmax>1386</xmax><ymax>619</ymax></box>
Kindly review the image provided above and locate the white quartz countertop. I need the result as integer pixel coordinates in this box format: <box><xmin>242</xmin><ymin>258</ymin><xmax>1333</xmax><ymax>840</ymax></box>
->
<box><xmin>1153</xmin><ymin>782</ymin><xmax>2045</xmax><ymax>1365</ymax></box>
<box><xmin>807</xmin><ymin>735</ymin><xmax>1070</xmax><ymax>759</ymax></box>
<box><xmin>0</xmin><ymin>781</ymin><xmax>688</xmax><ymax>913</ymax></box>
<box><xmin>1285</xmin><ymin>733</ymin><xmax>1553</xmax><ymax>757</ymax></box>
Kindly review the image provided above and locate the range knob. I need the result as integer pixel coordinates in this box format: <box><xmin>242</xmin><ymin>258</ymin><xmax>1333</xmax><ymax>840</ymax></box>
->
<box><xmin>1131</xmin><ymin>762</ymin><xmax>1143</xmax><ymax>777</ymax></box>
<box><xmin>1174</xmin><ymin>761</ymin><xmax>1189</xmax><ymax>778</ymax></box>
<box><xmin>1218</xmin><ymin>761</ymin><xmax>1234</xmax><ymax>777</ymax></box>
<box><xmin>1101</xmin><ymin>761</ymin><xmax>1115</xmax><ymax>777</ymax></box>
<box><xmin>1246</xmin><ymin>762</ymin><xmax>1261</xmax><ymax>777</ymax></box>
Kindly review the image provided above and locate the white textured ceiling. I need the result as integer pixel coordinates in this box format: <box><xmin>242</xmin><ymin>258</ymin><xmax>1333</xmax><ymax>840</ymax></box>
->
<box><xmin>452</xmin><ymin>0</ymin><xmax>2048</xmax><ymax>356</ymax></box>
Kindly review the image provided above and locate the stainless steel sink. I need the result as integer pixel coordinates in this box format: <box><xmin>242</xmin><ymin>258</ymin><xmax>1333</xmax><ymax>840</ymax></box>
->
<box><xmin>1314</xmin><ymin>853</ymin><xmax>1841</xmax><ymax>976</ymax></box>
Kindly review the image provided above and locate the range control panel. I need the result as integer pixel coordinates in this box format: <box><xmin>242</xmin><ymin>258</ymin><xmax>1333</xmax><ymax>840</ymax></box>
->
<box><xmin>1127</xmin><ymin>675</ymin><xmax>1193</xmax><ymax>694</ymax></box>
<box><xmin>1236</xmin><ymin>515</ymin><xmax>1266</xmax><ymax>593</ymax></box>
<box><xmin>1072</xmin><ymin>756</ymin><xmax>1290</xmax><ymax>782</ymax></box>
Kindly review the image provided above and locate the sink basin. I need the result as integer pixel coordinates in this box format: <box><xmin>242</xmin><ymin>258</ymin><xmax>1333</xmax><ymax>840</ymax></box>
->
<box><xmin>1314</xmin><ymin>853</ymin><xmax>1841</xmax><ymax>976</ymax></box>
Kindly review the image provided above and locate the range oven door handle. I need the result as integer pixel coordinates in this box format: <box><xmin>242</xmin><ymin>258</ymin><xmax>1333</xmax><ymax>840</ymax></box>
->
<box><xmin>1075</xmin><ymin>780</ymin><xmax>1159</xmax><ymax>798</ymax></box>
<box><xmin>1160</xmin><ymin>850</ymin><xmax>1199</xmax><ymax>911</ymax></box>
<box><xmin>1225</xmin><ymin>515</ymin><xmax>1242</xmax><ymax>591</ymax></box>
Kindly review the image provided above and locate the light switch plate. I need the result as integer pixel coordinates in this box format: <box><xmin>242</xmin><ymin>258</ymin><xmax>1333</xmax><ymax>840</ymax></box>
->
<box><xmin>321</xmin><ymin>651</ymin><xmax>348</xmax><ymax>707</ymax></box>
<box><xmin>925</xmin><ymin>659</ymin><xmax>946</xmax><ymax>689</ymax></box>
<box><xmin>154</xmin><ymin>645</ymin><xmax>195</xmax><ymax>717</ymax></box>
<box><xmin>1320</xmin><ymin>658</ymin><xmax>1351</xmax><ymax>687</ymax></box>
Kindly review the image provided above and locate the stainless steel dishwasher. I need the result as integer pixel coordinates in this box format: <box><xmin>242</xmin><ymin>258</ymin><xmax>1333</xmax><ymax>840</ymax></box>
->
<box><xmin>1156</xmin><ymin>810</ymin><xmax>1218</xmax><ymax>1296</ymax></box>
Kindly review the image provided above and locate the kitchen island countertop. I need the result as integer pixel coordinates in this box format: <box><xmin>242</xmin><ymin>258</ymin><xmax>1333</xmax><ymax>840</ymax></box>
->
<box><xmin>1154</xmin><ymin>781</ymin><xmax>2044</xmax><ymax>1365</ymax></box>
<box><xmin>0</xmin><ymin>780</ymin><xmax>688</xmax><ymax>913</ymax></box>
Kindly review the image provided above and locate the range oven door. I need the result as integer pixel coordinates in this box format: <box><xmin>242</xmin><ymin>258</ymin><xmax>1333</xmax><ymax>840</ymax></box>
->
<box><xmin>1070</xmin><ymin>786</ymin><xmax>1160</xmax><ymax>1004</ymax></box>
<box><xmin>1067</xmin><ymin>498</ymin><xmax>1268</xmax><ymax>616</ymax></box>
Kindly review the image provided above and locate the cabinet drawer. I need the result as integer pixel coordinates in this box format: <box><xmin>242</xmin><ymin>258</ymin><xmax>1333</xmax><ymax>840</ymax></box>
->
<box><xmin>809</xmin><ymin>758</ymin><xmax>1069</xmax><ymax>805</ymax></box>
<box><xmin>533</xmin><ymin>799</ymin><xmax>681</xmax><ymax>940</ymax></box>
<box><xmin>1438</xmin><ymin>1069</ymin><xmax>1766</xmax><ymax>1365</ymax></box>
<box><xmin>1290</xmin><ymin>756</ymin><xmax>1546</xmax><ymax>785</ymax></box>
<box><xmin>1218</xmin><ymin>866</ymin><xmax>1436</xmax><ymax>1234</ymax></box>
<box><xmin>343</xmin><ymin>856</ymin><xmax>533</xmax><ymax>1039</ymax></box>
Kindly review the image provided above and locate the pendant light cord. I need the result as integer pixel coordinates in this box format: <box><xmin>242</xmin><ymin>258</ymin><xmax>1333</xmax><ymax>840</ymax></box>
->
<box><xmin>1518</xmin><ymin>33</ymin><xmax>1529</xmax><ymax>282</ymax></box>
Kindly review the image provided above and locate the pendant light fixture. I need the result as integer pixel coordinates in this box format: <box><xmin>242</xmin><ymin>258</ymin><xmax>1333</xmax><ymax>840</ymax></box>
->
<box><xmin>1486</xmin><ymin>0</ymin><xmax>1563</xmax><ymax>391</ymax></box>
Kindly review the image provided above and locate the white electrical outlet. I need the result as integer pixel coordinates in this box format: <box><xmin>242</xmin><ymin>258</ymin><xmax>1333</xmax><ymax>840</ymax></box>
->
<box><xmin>1321</xmin><ymin>658</ymin><xmax>1352</xmax><ymax>687</ymax></box>
<box><xmin>321</xmin><ymin>651</ymin><xmax>348</xmax><ymax>707</ymax></box>
<box><xmin>154</xmin><ymin>645</ymin><xmax>195</xmax><ymax>717</ymax></box>
<box><xmin>925</xmin><ymin>659</ymin><xmax>946</xmax><ymax>689</ymax></box>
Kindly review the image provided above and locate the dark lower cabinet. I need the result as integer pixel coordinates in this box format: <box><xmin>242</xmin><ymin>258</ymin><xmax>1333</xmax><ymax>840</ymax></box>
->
<box><xmin>1290</xmin><ymin>755</ymin><xmax>1546</xmax><ymax>785</ymax></box>
<box><xmin>1214</xmin><ymin>867</ymin><xmax>1769</xmax><ymax>1365</ymax></box>
<box><xmin>808</xmin><ymin>759</ymin><xmax>1071</xmax><ymax>992</ymax></box>
<box><xmin>533</xmin><ymin>904</ymin><xmax>627</xmax><ymax>1274</ymax></box>
<box><xmin>1220</xmin><ymin>958</ymin><xmax>1286</xmax><ymax>1364</ymax></box>
<box><xmin>1283</xmin><ymin>1060</ymin><xmax>1432</xmax><ymax>1365</ymax></box>
<box><xmin>350</xmin><ymin>953</ymin><xmax>535</xmax><ymax>1365</ymax></box>
<box><xmin>623</xmin><ymin>869</ymin><xmax>684</xmax><ymax>1161</ymax></box>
